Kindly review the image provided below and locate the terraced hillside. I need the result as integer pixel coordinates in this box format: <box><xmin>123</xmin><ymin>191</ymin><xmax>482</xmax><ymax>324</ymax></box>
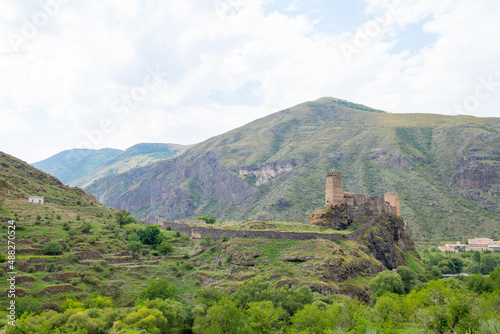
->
<box><xmin>0</xmin><ymin>152</ymin><xmax>421</xmax><ymax>312</ymax></box>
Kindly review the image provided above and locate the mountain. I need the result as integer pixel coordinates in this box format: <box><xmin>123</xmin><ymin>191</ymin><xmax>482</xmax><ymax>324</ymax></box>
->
<box><xmin>84</xmin><ymin>97</ymin><xmax>500</xmax><ymax>241</ymax></box>
<box><xmin>32</xmin><ymin>148</ymin><xmax>123</xmax><ymax>185</ymax></box>
<box><xmin>70</xmin><ymin>143</ymin><xmax>192</xmax><ymax>187</ymax></box>
<box><xmin>33</xmin><ymin>143</ymin><xmax>192</xmax><ymax>187</ymax></box>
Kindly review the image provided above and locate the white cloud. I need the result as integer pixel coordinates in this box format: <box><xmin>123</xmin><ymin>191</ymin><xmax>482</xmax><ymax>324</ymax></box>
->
<box><xmin>0</xmin><ymin>0</ymin><xmax>499</xmax><ymax>163</ymax></box>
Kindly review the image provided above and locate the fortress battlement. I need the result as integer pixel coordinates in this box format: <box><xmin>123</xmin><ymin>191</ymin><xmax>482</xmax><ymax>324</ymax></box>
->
<box><xmin>325</xmin><ymin>170</ymin><xmax>400</xmax><ymax>217</ymax></box>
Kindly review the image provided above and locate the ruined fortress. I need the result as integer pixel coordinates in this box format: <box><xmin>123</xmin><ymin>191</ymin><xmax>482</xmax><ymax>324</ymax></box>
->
<box><xmin>157</xmin><ymin>170</ymin><xmax>404</xmax><ymax>240</ymax></box>
<box><xmin>326</xmin><ymin>170</ymin><xmax>400</xmax><ymax>217</ymax></box>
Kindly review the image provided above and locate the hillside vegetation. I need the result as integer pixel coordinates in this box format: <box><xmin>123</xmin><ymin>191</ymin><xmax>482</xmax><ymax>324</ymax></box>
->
<box><xmin>2</xmin><ymin>152</ymin><xmax>500</xmax><ymax>333</ymax></box>
<box><xmin>84</xmin><ymin>97</ymin><xmax>500</xmax><ymax>241</ymax></box>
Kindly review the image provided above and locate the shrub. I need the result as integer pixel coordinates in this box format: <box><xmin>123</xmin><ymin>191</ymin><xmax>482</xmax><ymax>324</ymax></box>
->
<box><xmin>26</xmin><ymin>265</ymin><xmax>36</xmax><ymax>273</ymax></box>
<box><xmin>15</xmin><ymin>296</ymin><xmax>42</xmax><ymax>318</ymax></box>
<box><xmin>45</xmin><ymin>263</ymin><xmax>55</xmax><ymax>272</ymax></box>
<box><xmin>82</xmin><ymin>275</ymin><xmax>100</xmax><ymax>286</ymax></box>
<box><xmin>31</xmin><ymin>237</ymin><xmax>39</xmax><ymax>243</ymax></box>
<box><xmin>44</xmin><ymin>241</ymin><xmax>63</xmax><ymax>255</ymax></box>
<box><xmin>138</xmin><ymin>279</ymin><xmax>176</xmax><ymax>301</ymax></box>
<box><xmin>222</xmin><ymin>232</ymin><xmax>229</xmax><ymax>242</ymax></box>
<box><xmin>137</xmin><ymin>224</ymin><xmax>164</xmax><ymax>246</ymax></box>
<box><xmin>157</xmin><ymin>241</ymin><xmax>174</xmax><ymax>255</ymax></box>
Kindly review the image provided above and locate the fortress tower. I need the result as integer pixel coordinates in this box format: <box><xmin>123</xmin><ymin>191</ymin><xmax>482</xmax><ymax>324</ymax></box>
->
<box><xmin>384</xmin><ymin>192</ymin><xmax>401</xmax><ymax>216</ymax></box>
<box><xmin>325</xmin><ymin>170</ymin><xmax>344</xmax><ymax>205</ymax></box>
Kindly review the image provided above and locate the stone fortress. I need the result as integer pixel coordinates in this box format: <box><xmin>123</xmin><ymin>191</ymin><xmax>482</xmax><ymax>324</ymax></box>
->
<box><xmin>325</xmin><ymin>169</ymin><xmax>400</xmax><ymax>217</ymax></box>
<box><xmin>157</xmin><ymin>170</ymin><xmax>406</xmax><ymax>241</ymax></box>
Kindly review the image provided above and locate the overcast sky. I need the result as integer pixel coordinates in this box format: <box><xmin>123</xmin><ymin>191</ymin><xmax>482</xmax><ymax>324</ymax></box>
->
<box><xmin>1</xmin><ymin>0</ymin><xmax>499</xmax><ymax>163</ymax></box>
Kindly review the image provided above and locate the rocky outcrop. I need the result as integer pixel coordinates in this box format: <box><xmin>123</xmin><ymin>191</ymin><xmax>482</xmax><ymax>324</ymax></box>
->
<box><xmin>239</xmin><ymin>160</ymin><xmax>297</xmax><ymax>186</ymax></box>
<box><xmin>360</xmin><ymin>215</ymin><xmax>415</xmax><ymax>270</ymax></box>
<box><xmin>456</xmin><ymin>163</ymin><xmax>500</xmax><ymax>189</ymax></box>
<box><xmin>309</xmin><ymin>203</ymin><xmax>353</xmax><ymax>229</ymax></box>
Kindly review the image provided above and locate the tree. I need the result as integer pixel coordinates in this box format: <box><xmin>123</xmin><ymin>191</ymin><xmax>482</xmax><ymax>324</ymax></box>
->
<box><xmin>157</xmin><ymin>241</ymin><xmax>174</xmax><ymax>255</ymax></box>
<box><xmin>137</xmin><ymin>224</ymin><xmax>164</xmax><ymax>246</ymax></box>
<box><xmin>473</xmin><ymin>250</ymin><xmax>481</xmax><ymax>263</ymax></box>
<box><xmin>138</xmin><ymin>279</ymin><xmax>176</xmax><ymax>301</ymax></box>
<box><xmin>115</xmin><ymin>209</ymin><xmax>136</xmax><ymax>227</ymax></box>
<box><xmin>127</xmin><ymin>241</ymin><xmax>142</xmax><ymax>259</ymax></box>
<box><xmin>193</xmin><ymin>297</ymin><xmax>243</xmax><ymax>334</ymax></box>
<box><xmin>243</xmin><ymin>301</ymin><xmax>288</xmax><ymax>333</ymax></box>
<box><xmin>197</xmin><ymin>216</ymin><xmax>216</xmax><ymax>224</ymax></box>
<box><xmin>44</xmin><ymin>241</ymin><xmax>63</xmax><ymax>255</ymax></box>
<box><xmin>123</xmin><ymin>307</ymin><xmax>169</xmax><ymax>334</ymax></box>
<box><xmin>397</xmin><ymin>266</ymin><xmax>418</xmax><ymax>293</ymax></box>
<box><xmin>15</xmin><ymin>296</ymin><xmax>42</xmax><ymax>318</ymax></box>
<box><xmin>369</xmin><ymin>270</ymin><xmax>405</xmax><ymax>303</ymax></box>
<box><xmin>138</xmin><ymin>298</ymin><xmax>187</xmax><ymax>332</ymax></box>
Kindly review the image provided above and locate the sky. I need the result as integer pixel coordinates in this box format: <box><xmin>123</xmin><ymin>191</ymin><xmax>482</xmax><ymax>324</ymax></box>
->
<box><xmin>1</xmin><ymin>0</ymin><xmax>499</xmax><ymax>163</ymax></box>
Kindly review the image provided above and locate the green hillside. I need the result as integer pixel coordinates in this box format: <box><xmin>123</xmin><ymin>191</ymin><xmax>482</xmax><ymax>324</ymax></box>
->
<box><xmin>71</xmin><ymin>143</ymin><xmax>192</xmax><ymax>188</ymax></box>
<box><xmin>31</xmin><ymin>148</ymin><xmax>123</xmax><ymax>185</ymax></box>
<box><xmin>0</xmin><ymin>152</ymin><xmax>421</xmax><ymax>328</ymax></box>
<box><xmin>2</xmin><ymin>152</ymin><xmax>500</xmax><ymax>334</ymax></box>
<box><xmin>85</xmin><ymin>98</ymin><xmax>500</xmax><ymax>241</ymax></box>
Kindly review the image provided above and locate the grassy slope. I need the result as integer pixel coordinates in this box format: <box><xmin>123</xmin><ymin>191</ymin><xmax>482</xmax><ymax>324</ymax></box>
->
<box><xmin>71</xmin><ymin>143</ymin><xmax>193</xmax><ymax>188</ymax></box>
<box><xmin>31</xmin><ymin>148</ymin><xmax>123</xmax><ymax>185</ymax></box>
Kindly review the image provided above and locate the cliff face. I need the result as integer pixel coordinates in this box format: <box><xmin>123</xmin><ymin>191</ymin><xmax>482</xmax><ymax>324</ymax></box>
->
<box><xmin>84</xmin><ymin>98</ymin><xmax>500</xmax><ymax>240</ymax></box>
<box><xmin>361</xmin><ymin>215</ymin><xmax>415</xmax><ymax>270</ymax></box>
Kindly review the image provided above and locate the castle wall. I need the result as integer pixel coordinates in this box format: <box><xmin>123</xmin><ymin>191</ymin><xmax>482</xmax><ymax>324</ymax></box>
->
<box><xmin>163</xmin><ymin>222</ymin><xmax>344</xmax><ymax>242</ymax></box>
<box><xmin>384</xmin><ymin>192</ymin><xmax>400</xmax><ymax>216</ymax></box>
<box><xmin>325</xmin><ymin>171</ymin><xmax>344</xmax><ymax>205</ymax></box>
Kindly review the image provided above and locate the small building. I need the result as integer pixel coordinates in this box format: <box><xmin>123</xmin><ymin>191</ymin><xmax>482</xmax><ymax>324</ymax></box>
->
<box><xmin>28</xmin><ymin>196</ymin><xmax>44</xmax><ymax>205</ymax></box>
<box><xmin>438</xmin><ymin>238</ymin><xmax>500</xmax><ymax>253</ymax></box>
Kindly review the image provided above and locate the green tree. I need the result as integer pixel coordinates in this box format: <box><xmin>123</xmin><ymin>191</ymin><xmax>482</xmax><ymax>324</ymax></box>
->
<box><xmin>15</xmin><ymin>296</ymin><xmax>42</xmax><ymax>318</ymax></box>
<box><xmin>138</xmin><ymin>298</ymin><xmax>188</xmax><ymax>332</ymax></box>
<box><xmin>157</xmin><ymin>241</ymin><xmax>174</xmax><ymax>255</ymax></box>
<box><xmin>243</xmin><ymin>301</ymin><xmax>288</xmax><ymax>333</ymax></box>
<box><xmin>289</xmin><ymin>303</ymin><xmax>328</xmax><ymax>333</ymax></box>
<box><xmin>406</xmin><ymin>280</ymin><xmax>483</xmax><ymax>333</ymax></box>
<box><xmin>85</xmin><ymin>294</ymin><xmax>113</xmax><ymax>309</ymax></box>
<box><xmin>127</xmin><ymin>240</ymin><xmax>142</xmax><ymax>259</ymax></box>
<box><xmin>197</xmin><ymin>216</ymin><xmax>216</xmax><ymax>224</ymax></box>
<box><xmin>44</xmin><ymin>241</ymin><xmax>63</xmax><ymax>255</ymax></box>
<box><xmin>123</xmin><ymin>307</ymin><xmax>169</xmax><ymax>334</ymax></box>
<box><xmin>193</xmin><ymin>297</ymin><xmax>243</xmax><ymax>334</ymax></box>
<box><xmin>369</xmin><ymin>270</ymin><xmax>405</xmax><ymax>303</ymax></box>
<box><xmin>115</xmin><ymin>209</ymin><xmax>136</xmax><ymax>227</ymax></box>
<box><xmin>473</xmin><ymin>250</ymin><xmax>481</xmax><ymax>263</ymax></box>
<box><xmin>138</xmin><ymin>279</ymin><xmax>176</xmax><ymax>301</ymax></box>
<box><xmin>397</xmin><ymin>266</ymin><xmax>418</xmax><ymax>293</ymax></box>
<box><xmin>137</xmin><ymin>224</ymin><xmax>164</xmax><ymax>246</ymax></box>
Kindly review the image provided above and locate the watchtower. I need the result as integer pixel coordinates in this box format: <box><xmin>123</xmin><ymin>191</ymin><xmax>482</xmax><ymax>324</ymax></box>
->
<box><xmin>384</xmin><ymin>192</ymin><xmax>400</xmax><ymax>216</ymax></box>
<box><xmin>325</xmin><ymin>170</ymin><xmax>344</xmax><ymax>205</ymax></box>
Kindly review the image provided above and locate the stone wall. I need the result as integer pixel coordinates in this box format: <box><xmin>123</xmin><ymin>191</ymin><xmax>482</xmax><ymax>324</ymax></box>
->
<box><xmin>163</xmin><ymin>222</ymin><xmax>345</xmax><ymax>242</ymax></box>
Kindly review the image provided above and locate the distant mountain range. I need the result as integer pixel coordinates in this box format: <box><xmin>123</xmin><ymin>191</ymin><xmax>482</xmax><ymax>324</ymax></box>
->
<box><xmin>32</xmin><ymin>143</ymin><xmax>193</xmax><ymax>187</ymax></box>
<box><xmin>33</xmin><ymin>98</ymin><xmax>500</xmax><ymax>241</ymax></box>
